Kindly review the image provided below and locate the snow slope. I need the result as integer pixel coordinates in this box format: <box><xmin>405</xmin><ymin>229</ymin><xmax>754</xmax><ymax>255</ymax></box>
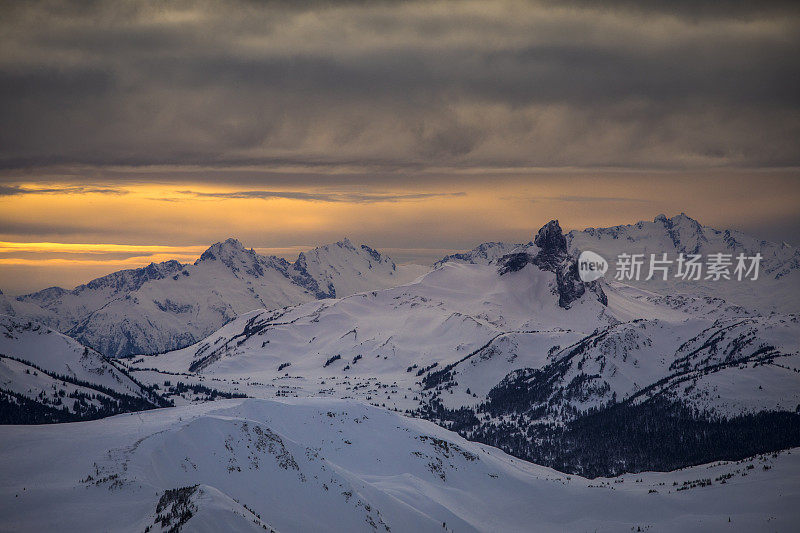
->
<box><xmin>132</xmin><ymin>257</ymin><xmax>612</xmax><ymax>383</ymax></box>
<box><xmin>0</xmin><ymin>397</ymin><xmax>797</xmax><ymax>532</ymax></box>
<box><xmin>130</xmin><ymin>262</ymin><xmax>800</xmax><ymax>418</ymax></box>
<box><xmin>131</xmin><ymin>231</ymin><xmax>799</xmax><ymax>420</ymax></box>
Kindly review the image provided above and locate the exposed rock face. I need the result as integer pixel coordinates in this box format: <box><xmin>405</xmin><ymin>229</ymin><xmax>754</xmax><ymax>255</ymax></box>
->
<box><xmin>498</xmin><ymin>220</ymin><xmax>607</xmax><ymax>309</ymax></box>
<box><xmin>555</xmin><ymin>259</ymin><xmax>608</xmax><ymax>308</ymax></box>
<box><xmin>531</xmin><ymin>220</ymin><xmax>568</xmax><ymax>270</ymax></box>
<box><xmin>290</xmin><ymin>252</ymin><xmax>336</xmax><ymax>299</ymax></box>
<box><xmin>496</xmin><ymin>252</ymin><xmax>532</xmax><ymax>275</ymax></box>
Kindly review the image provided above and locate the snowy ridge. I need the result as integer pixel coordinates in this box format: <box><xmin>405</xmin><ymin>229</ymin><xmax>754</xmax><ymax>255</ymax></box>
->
<box><xmin>0</xmin><ymin>314</ymin><xmax>165</xmax><ymax>422</ymax></box>
<box><xmin>432</xmin><ymin>214</ymin><xmax>799</xmax><ymax>313</ymax></box>
<box><xmin>1</xmin><ymin>215</ymin><xmax>799</xmax><ymax>529</ymax></box>
<box><xmin>434</xmin><ymin>241</ymin><xmax>526</xmax><ymax>267</ymax></box>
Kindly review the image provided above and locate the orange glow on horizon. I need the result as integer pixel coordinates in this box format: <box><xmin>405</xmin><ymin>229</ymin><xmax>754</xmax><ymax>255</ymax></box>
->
<box><xmin>1</xmin><ymin>171</ymin><xmax>799</xmax><ymax>294</ymax></box>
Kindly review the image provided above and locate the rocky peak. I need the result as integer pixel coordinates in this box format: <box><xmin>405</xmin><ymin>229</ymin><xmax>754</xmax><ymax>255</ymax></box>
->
<box><xmin>198</xmin><ymin>238</ymin><xmax>249</xmax><ymax>262</ymax></box>
<box><xmin>498</xmin><ymin>220</ymin><xmax>569</xmax><ymax>275</ymax></box>
<box><xmin>336</xmin><ymin>238</ymin><xmax>355</xmax><ymax>250</ymax></box>
<box><xmin>80</xmin><ymin>260</ymin><xmax>184</xmax><ymax>294</ymax></box>
<box><xmin>655</xmin><ymin>213</ymin><xmax>707</xmax><ymax>254</ymax></box>
<box><xmin>532</xmin><ymin>220</ymin><xmax>568</xmax><ymax>270</ymax></box>
<box><xmin>534</xmin><ymin>220</ymin><xmax>568</xmax><ymax>256</ymax></box>
<box><xmin>196</xmin><ymin>238</ymin><xmax>270</xmax><ymax>278</ymax></box>
<box><xmin>498</xmin><ymin>220</ymin><xmax>606</xmax><ymax>309</ymax></box>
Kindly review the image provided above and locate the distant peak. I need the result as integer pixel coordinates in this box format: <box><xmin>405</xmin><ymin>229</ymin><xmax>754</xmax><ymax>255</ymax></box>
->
<box><xmin>655</xmin><ymin>212</ymin><xmax>700</xmax><ymax>226</ymax></box>
<box><xmin>218</xmin><ymin>237</ymin><xmax>246</xmax><ymax>250</ymax></box>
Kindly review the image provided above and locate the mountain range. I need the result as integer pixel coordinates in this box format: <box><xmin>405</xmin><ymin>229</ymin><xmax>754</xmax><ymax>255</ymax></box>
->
<box><xmin>1</xmin><ymin>213</ymin><xmax>799</xmax><ymax>530</ymax></box>
<box><xmin>0</xmin><ymin>314</ymin><xmax>168</xmax><ymax>423</ymax></box>
<box><xmin>3</xmin><ymin>213</ymin><xmax>796</xmax><ymax>362</ymax></box>
<box><xmin>123</xmin><ymin>217</ymin><xmax>800</xmax><ymax>478</ymax></box>
<box><xmin>1</xmin><ymin>238</ymin><xmax>425</xmax><ymax>357</ymax></box>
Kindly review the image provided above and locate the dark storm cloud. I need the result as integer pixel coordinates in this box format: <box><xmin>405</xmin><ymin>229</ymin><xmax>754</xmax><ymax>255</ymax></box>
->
<box><xmin>0</xmin><ymin>0</ymin><xmax>798</xmax><ymax>176</ymax></box>
<box><xmin>544</xmin><ymin>0</ymin><xmax>800</xmax><ymax>20</ymax></box>
<box><xmin>0</xmin><ymin>185</ymin><xmax>127</xmax><ymax>196</ymax></box>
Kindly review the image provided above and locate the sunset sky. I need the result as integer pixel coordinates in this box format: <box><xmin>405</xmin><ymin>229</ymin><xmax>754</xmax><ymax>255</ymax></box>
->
<box><xmin>1</xmin><ymin>1</ymin><xmax>799</xmax><ymax>294</ymax></box>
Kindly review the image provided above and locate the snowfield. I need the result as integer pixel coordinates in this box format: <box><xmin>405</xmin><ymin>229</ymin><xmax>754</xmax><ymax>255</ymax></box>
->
<box><xmin>1</xmin><ymin>398</ymin><xmax>798</xmax><ymax>533</ymax></box>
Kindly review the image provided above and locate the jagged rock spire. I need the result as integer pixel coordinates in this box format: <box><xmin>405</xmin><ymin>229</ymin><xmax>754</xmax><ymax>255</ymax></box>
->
<box><xmin>498</xmin><ymin>220</ymin><xmax>607</xmax><ymax>309</ymax></box>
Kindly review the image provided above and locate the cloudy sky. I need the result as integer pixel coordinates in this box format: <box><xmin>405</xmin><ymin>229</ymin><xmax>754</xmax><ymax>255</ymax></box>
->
<box><xmin>1</xmin><ymin>0</ymin><xmax>799</xmax><ymax>293</ymax></box>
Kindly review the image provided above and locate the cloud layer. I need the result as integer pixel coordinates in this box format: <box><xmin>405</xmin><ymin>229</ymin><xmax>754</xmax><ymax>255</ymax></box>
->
<box><xmin>1</xmin><ymin>1</ymin><xmax>799</xmax><ymax>293</ymax></box>
<box><xmin>1</xmin><ymin>0</ymin><xmax>798</xmax><ymax>174</ymax></box>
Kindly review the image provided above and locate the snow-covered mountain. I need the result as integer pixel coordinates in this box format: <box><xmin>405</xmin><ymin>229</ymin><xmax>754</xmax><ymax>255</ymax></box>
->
<box><xmin>7</xmin><ymin>239</ymin><xmax>423</xmax><ymax>357</ymax></box>
<box><xmin>128</xmin><ymin>220</ymin><xmax>800</xmax><ymax>477</ymax></box>
<box><xmin>1</xmin><ymin>397</ymin><xmax>797</xmax><ymax>532</ymax></box>
<box><xmin>0</xmin><ymin>314</ymin><xmax>167</xmax><ymax>423</ymax></box>
<box><xmin>131</xmin><ymin>221</ymin><xmax>610</xmax><ymax>375</ymax></box>
<box><xmin>567</xmin><ymin>213</ymin><xmax>800</xmax><ymax>313</ymax></box>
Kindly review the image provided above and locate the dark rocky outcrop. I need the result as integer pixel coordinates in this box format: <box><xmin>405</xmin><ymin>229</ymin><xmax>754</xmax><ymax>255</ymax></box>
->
<box><xmin>497</xmin><ymin>220</ymin><xmax>607</xmax><ymax>309</ymax></box>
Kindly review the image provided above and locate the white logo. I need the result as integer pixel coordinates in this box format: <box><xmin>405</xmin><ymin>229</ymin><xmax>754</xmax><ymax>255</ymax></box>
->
<box><xmin>578</xmin><ymin>250</ymin><xmax>608</xmax><ymax>282</ymax></box>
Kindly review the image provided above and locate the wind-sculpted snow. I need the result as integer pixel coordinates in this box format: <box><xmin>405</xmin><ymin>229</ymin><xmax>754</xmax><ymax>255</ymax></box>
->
<box><xmin>1</xmin><ymin>398</ymin><xmax>798</xmax><ymax>532</ymax></box>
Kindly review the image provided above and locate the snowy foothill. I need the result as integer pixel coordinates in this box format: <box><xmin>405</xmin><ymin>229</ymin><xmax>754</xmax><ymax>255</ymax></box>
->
<box><xmin>1</xmin><ymin>398</ymin><xmax>798</xmax><ymax>532</ymax></box>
